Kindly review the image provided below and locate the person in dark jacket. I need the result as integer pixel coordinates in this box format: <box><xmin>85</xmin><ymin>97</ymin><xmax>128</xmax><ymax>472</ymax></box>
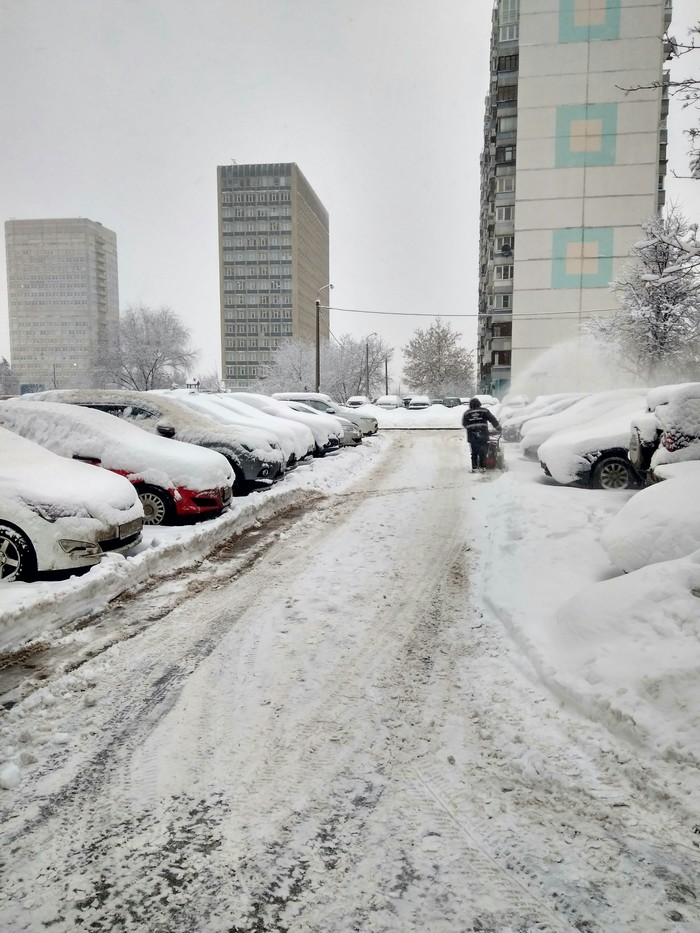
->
<box><xmin>462</xmin><ymin>398</ymin><xmax>501</xmax><ymax>471</ymax></box>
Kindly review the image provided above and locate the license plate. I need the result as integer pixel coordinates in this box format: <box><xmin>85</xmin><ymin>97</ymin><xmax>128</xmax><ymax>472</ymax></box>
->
<box><xmin>119</xmin><ymin>518</ymin><xmax>142</xmax><ymax>539</ymax></box>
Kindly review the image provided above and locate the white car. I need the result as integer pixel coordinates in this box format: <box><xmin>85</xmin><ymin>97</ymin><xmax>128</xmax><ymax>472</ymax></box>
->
<box><xmin>629</xmin><ymin>382</ymin><xmax>700</xmax><ymax>481</ymax></box>
<box><xmin>228</xmin><ymin>393</ymin><xmax>341</xmax><ymax>457</ymax></box>
<box><xmin>408</xmin><ymin>395</ymin><xmax>431</xmax><ymax>410</ymax></box>
<box><xmin>345</xmin><ymin>395</ymin><xmax>371</xmax><ymax>408</ymax></box>
<box><xmin>0</xmin><ymin>427</ymin><xmax>143</xmax><ymax>582</ymax></box>
<box><xmin>373</xmin><ymin>395</ymin><xmax>404</xmax><ymax>409</ymax></box>
<box><xmin>272</xmin><ymin>392</ymin><xmax>378</xmax><ymax>435</ymax></box>
<box><xmin>501</xmin><ymin>394</ymin><xmax>589</xmax><ymax>442</ymax></box>
<box><xmin>0</xmin><ymin>399</ymin><xmax>234</xmax><ymax>524</ymax></box>
<box><xmin>520</xmin><ymin>389</ymin><xmax>648</xmax><ymax>460</ymax></box>
<box><xmin>538</xmin><ymin>397</ymin><xmax>647</xmax><ymax>490</ymax></box>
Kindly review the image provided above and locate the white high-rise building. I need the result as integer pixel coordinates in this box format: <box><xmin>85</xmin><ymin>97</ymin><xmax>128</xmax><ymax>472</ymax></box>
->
<box><xmin>478</xmin><ymin>0</ymin><xmax>672</xmax><ymax>396</ymax></box>
<box><xmin>5</xmin><ymin>218</ymin><xmax>119</xmax><ymax>390</ymax></box>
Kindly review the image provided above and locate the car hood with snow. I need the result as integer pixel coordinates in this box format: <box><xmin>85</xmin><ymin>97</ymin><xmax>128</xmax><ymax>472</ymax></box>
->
<box><xmin>228</xmin><ymin>392</ymin><xmax>340</xmax><ymax>453</ymax></box>
<box><xmin>519</xmin><ymin>388</ymin><xmax>648</xmax><ymax>459</ymax></box>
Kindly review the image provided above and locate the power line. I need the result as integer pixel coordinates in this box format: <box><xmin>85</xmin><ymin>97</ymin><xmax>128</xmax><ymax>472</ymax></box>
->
<box><xmin>326</xmin><ymin>304</ymin><xmax>614</xmax><ymax>321</ymax></box>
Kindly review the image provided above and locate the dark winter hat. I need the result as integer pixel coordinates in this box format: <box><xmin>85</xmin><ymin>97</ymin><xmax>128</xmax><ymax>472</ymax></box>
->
<box><xmin>469</xmin><ymin>398</ymin><xmax>482</xmax><ymax>409</ymax></box>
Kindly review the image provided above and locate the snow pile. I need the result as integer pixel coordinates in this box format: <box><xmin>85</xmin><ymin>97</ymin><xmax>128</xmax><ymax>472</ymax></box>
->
<box><xmin>470</xmin><ymin>451</ymin><xmax>700</xmax><ymax>763</ymax></box>
<box><xmin>601</xmin><ymin>473</ymin><xmax>700</xmax><ymax>571</ymax></box>
<box><xmin>366</xmin><ymin>403</ymin><xmax>467</xmax><ymax>429</ymax></box>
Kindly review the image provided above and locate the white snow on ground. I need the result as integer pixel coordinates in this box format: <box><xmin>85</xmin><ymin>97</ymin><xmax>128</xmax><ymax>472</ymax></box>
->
<box><xmin>2</xmin><ymin>425</ymin><xmax>700</xmax><ymax>930</ymax></box>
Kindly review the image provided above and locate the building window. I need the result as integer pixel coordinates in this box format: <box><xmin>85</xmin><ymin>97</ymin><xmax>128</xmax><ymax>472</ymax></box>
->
<box><xmin>497</xmin><ymin>54</ymin><xmax>518</xmax><ymax>72</ymax></box>
<box><xmin>495</xmin><ymin>235</ymin><xmax>515</xmax><ymax>255</ymax></box>
<box><xmin>495</xmin><ymin>264</ymin><xmax>514</xmax><ymax>280</ymax></box>
<box><xmin>497</xmin><ymin>84</ymin><xmax>518</xmax><ymax>102</ymax></box>
<box><xmin>498</xmin><ymin>116</ymin><xmax>517</xmax><ymax>133</ymax></box>
<box><xmin>499</xmin><ymin>23</ymin><xmax>518</xmax><ymax>41</ymax></box>
<box><xmin>495</xmin><ymin>205</ymin><xmax>514</xmax><ymax>222</ymax></box>
<box><xmin>493</xmin><ymin>293</ymin><xmax>511</xmax><ymax>309</ymax></box>
<box><xmin>496</xmin><ymin>176</ymin><xmax>515</xmax><ymax>194</ymax></box>
<box><xmin>495</xmin><ymin>145</ymin><xmax>516</xmax><ymax>163</ymax></box>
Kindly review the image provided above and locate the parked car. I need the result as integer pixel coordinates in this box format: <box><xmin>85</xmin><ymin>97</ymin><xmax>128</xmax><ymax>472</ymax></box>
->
<box><xmin>228</xmin><ymin>392</ymin><xmax>341</xmax><ymax>457</ymax></box>
<box><xmin>0</xmin><ymin>426</ymin><xmax>143</xmax><ymax>581</ymax></box>
<box><xmin>629</xmin><ymin>382</ymin><xmax>700</xmax><ymax>482</ymax></box>
<box><xmin>272</xmin><ymin>392</ymin><xmax>378</xmax><ymax>436</ymax></box>
<box><xmin>538</xmin><ymin>397</ymin><xmax>647</xmax><ymax>490</ymax></box>
<box><xmin>0</xmin><ymin>399</ymin><xmax>234</xmax><ymax>524</ymax></box>
<box><xmin>24</xmin><ymin>389</ymin><xmax>284</xmax><ymax>495</ymax></box>
<box><xmin>345</xmin><ymin>395</ymin><xmax>371</xmax><ymax>408</ymax></box>
<box><xmin>373</xmin><ymin>395</ymin><xmax>403</xmax><ymax>409</ymax></box>
<box><xmin>520</xmin><ymin>389</ymin><xmax>647</xmax><ymax>460</ymax></box>
<box><xmin>441</xmin><ymin>397</ymin><xmax>463</xmax><ymax>408</ymax></box>
<box><xmin>282</xmin><ymin>401</ymin><xmax>361</xmax><ymax>447</ymax></box>
<box><xmin>408</xmin><ymin>396</ymin><xmax>431</xmax><ymax>410</ymax></box>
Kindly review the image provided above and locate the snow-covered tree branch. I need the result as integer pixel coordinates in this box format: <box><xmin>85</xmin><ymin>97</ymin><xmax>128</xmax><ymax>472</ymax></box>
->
<box><xmin>402</xmin><ymin>319</ymin><xmax>475</xmax><ymax>397</ymax></box>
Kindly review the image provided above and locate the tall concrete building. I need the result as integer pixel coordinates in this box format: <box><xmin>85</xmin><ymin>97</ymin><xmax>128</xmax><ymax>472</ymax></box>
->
<box><xmin>5</xmin><ymin>218</ymin><xmax>119</xmax><ymax>390</ymax></box>
<box><xmin>217</xmin><ymin>162</ymin><xmax>329</xmax><ymax>388</ymax></box>
<box><xmin>216</xmin><ymin>162</ymin><xmax>330</xmax><ymax>389</ymax></box>
<box><xmin>477</xmin><ymin>0</ymin><xmax>672</xmax><ymax>396</ymax></box>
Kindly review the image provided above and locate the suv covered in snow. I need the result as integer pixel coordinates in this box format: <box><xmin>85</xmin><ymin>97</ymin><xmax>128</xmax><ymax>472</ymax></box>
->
<box><xmin>629</xmin><ymin>382</ymin><xmax>700</xmax><ymax>482</ymax></box>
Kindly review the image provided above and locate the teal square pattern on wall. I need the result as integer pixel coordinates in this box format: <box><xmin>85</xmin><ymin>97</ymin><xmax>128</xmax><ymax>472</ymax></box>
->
<box><xmin>559</xmin><ymin>0</ymin><xmax>621</xmax><ymax>43</ymax></box>
<box><xmin>552</xmin><ymin>228</ymin><xmax>614</xmax><ymax>289</ymax></box>
<box><xmin>556</xmin><ymin>103</ymin><xmax>618</xmax><ymax>167</ymax></box>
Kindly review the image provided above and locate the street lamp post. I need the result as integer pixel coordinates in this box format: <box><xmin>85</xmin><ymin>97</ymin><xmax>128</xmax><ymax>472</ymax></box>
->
<box><xmin>315</xmin><ymin>283</ymin><xmax>333</xmax><ymax>392</ymax></box>
<box><xmin>365</xmin><ymin>332</ymin><xmax>377</xmax><ymax>397</ymax></box>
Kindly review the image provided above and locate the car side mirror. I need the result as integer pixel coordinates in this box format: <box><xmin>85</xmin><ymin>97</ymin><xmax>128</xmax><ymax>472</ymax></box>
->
<box><xmin>157</xmin><ymin>424</ymin><xmax>176</xmax><ymax>438</ymax></box>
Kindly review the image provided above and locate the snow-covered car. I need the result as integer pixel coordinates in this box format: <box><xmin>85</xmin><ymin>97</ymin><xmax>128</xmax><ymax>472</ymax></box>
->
<box><xmin>153</xmin><ymin>388</ymin><xmax>303</xmax><ymax>471</ymax></box>
<box><xmin>0</xmin><ymin>426</ymin><xmax>143</xmax><ymax>581</ymax></box>
<box><xmin>407</xmin><ymin>395</ymin><xmax>431</xmax><ymax>410</ymax></box>
<box><xmin>283</xmin><ymin>401</ymin><xmax>362</xmax><ymax>447</ymax></box>
<box><xmin>345</xmin><ymin>395</ymin><xmax>371</xmax><ymax>408</ymax></box>
<box><xmin>26</xmin><ymin>389</ymin><xmax>284</xmax><ymax>494</ymax></box>
<box><xmin>373</xmin><ymin>395</ymin><xmax>403</xmax><ymax>409</ymax></box>
<box><xmin>0</xmin><ymin>399</ymin><xmax>234</xmax><ymax>524</ymax></box>
<box><xmin>520</xmin><ymin>389</ymin><xmax>647</xmax><ymax>460</ymax></box>
<box><xmin>272</xmin><ymin>392</ymin><xmax>378</xmax><ymax>436</ymax></box>
<box><xmin>601</xmin><ymin>463</ymin><xmax>700</xmax><ymax>572</ymax></box>
<box><xmin>472</xmin><ymin>394</ymin><xmax>499</xmax><ymax>408</ymax></box>
<box><xmin>628</xmin><ymin>382</ymin><xmax>700</xmax><ymax>482</ymax></box>
<box><xmin>501</xmin><ymin>394</ymin><xmax>589</xmax><ymax>442</ymax></box>
<box><xmin>538</xmin><ymin>397</ymin><xmax>647</xmax><ymax>490</ymax></box>
<box><xmin>441</xmin><ymin>397</ymin><xmax>463</xmax><ymax>408</ymax></box>
<box><xmin>228</xmin><ymin>393</ymin><xmax>341</xmax><ymax>457</ymax></box>
<box><xmin>209</xmin><ymin>394</ymin><xmax>315</xmax><ymax>464</ymax></box>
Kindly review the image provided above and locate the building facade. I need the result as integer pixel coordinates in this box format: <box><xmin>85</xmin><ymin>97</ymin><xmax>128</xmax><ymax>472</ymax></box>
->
<box><xmin>5</xmin><ymin>218</ymin><xmax>119</xmax><ymax>391</ymax></box>
<box><xmin>478</xmin><ymin>0</ymin><xmax>672</xmax><ymax>396</ymax></box>
<box><xmin>217</xmin><ymin>163</ymin><xmax>330</xmax><ymax>389</ymax></box>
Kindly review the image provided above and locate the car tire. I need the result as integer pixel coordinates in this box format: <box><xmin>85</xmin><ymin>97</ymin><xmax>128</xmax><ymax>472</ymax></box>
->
<box><xmin>0</xmin><ymin>523</ymin><xmax>37</xmax><ymax>582</ymax></box>
<box><xmin>591</xmin><ymin>456</ymin><xmax>639</xmax><ymax>491</ymax></box>
<box><xmin>137</xmin><ymin>485</ymin><xmax>174</xmax><ymax>525</ymax></box>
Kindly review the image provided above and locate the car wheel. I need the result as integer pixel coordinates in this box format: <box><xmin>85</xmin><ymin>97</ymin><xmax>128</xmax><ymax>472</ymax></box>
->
<box><xmin>592</xmin><ymin>457</ymin><xmax>638</xmax><ymax>491</ymax></box>
<box><xmin>0</xmin><ymin>523</ymin><xmax>37</xmax><ymax>582</ymax></box>
<box><xmin>137</xmin><ymin>485</ymin><xmax>174</xmax><ymax>525</ymax></box>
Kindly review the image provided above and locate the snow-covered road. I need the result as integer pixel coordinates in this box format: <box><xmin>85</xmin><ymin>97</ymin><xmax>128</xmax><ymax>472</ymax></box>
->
<box><xmin>1</xmin><ymin>431</ymin><xmax>699</xmax><ymax>932</ymax></box>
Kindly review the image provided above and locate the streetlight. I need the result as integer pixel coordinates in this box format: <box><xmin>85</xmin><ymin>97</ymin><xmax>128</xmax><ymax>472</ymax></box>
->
<box><xmin>365</xmin><ymin>332</ymin><xmax>377</xmax><ymax>397</ymax></box>
<box><xmin>315</xmin><ymin>283</ymin><xmax>333</xmax><ymax>392</ymax></box>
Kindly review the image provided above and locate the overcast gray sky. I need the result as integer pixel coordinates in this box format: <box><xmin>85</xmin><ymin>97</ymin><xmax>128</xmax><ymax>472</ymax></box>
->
<box><xmin>0</xmin><ymin>0</ymin><xmax>698</xmax><ymax>385</ymax></box>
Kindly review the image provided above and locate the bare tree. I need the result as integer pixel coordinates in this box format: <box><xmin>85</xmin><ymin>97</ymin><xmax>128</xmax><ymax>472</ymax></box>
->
<box><xmin>0</xmin><ymin>357</ymin><xmax>20</xmax><ymax>395</ymax></box>
<box><xmin>255</xmin><ymin>334</ymin><xmax>393</xmax><ymax>400</ymax></box>
<box><xmin>402</xmin><ymin>319</ymin><xmax>475</xmax><ymax>397</ymax></box>
<box><xmin>100</xmin><ymin>305</ymin><xmax>198</xmax><ymax>391</ymax></box>
<box><xmin>583</xmin><ymin>207</ymin><xmax>700</xmax><ymax>382</ymax></box>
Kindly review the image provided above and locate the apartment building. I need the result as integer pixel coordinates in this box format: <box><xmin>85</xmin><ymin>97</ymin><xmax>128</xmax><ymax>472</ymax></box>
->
<box><xmin>478</xmin><ymin>0</ymin><xmax>672</xmax><ymax>396</ymax></box>
<box><xmin>5</xmin><ymin>218</ymin><xmax>119</xmax><ymax>391</ymax></box>
<box><xmin>216</xmin><ymin>163</ymin><xmax>330</xmax><ymax>389</ymax></box>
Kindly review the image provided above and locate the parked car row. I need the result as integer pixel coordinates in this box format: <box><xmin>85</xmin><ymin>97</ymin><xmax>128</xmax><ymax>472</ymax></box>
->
<box><xmin>504</xmin><ymin>383</ymin><xmax>700</xmax><ymax>492</ymax></box>
<box><xmin>0</xmin><ymin>388</ymin><xmax>373</xmax><ymax>582</ymax></box>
